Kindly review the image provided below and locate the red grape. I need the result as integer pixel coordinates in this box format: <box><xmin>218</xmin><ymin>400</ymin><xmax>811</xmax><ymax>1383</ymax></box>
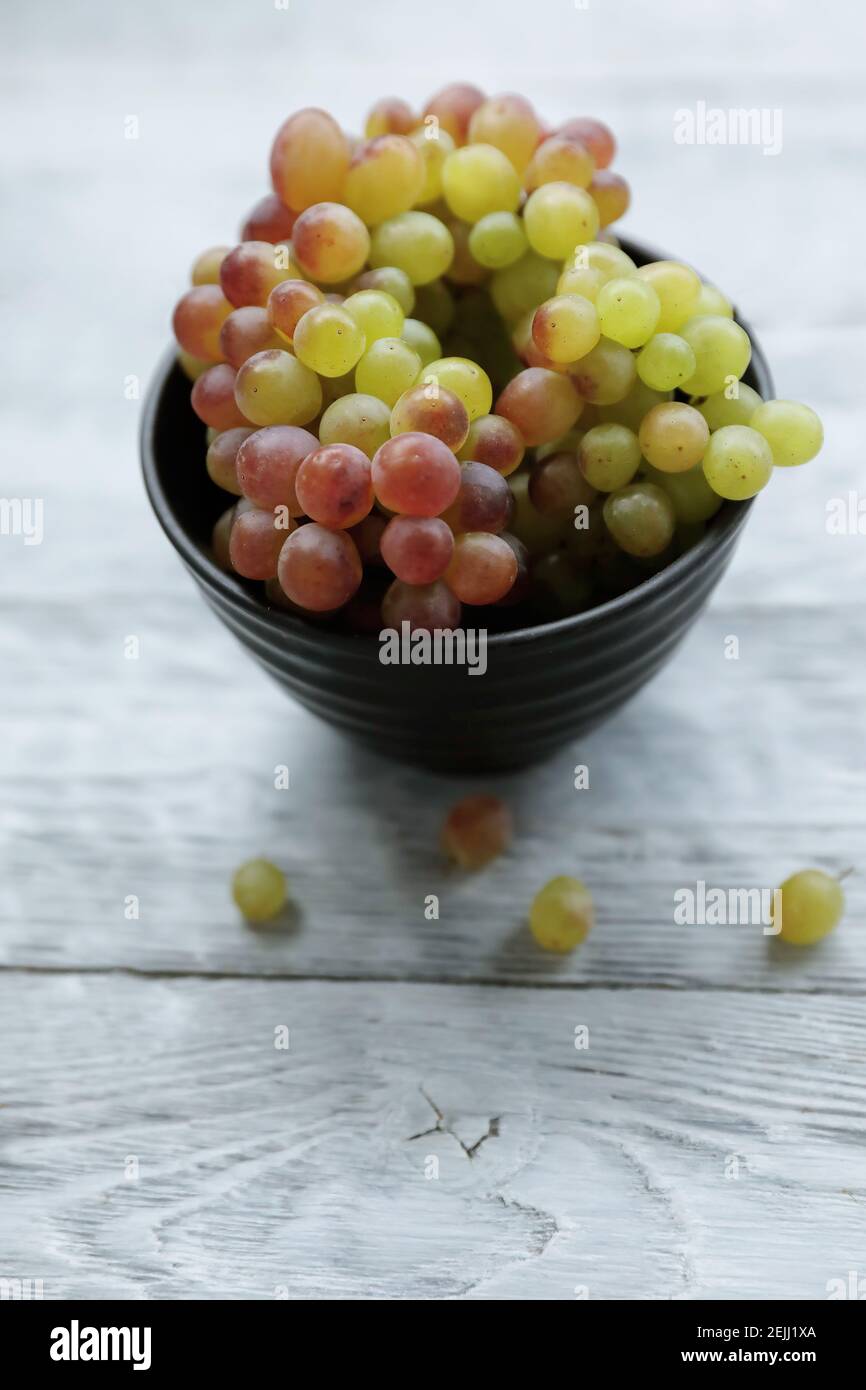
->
<box><xmin>390</xmin><ymin>384</ymin><xmax>470</xmax><ymax>451</ymax></box>
<box><xmin>441</xmin><ymin>794</ymin><xmax>513</xmax><ymax>867</ymax></box>
<box><xmin>236</xmin><ymin>425</ymin><xmax>318</xmax><ymax>512</ymax></box>
<box><xmin>441</xmin><ymin>460</ymin><xmax>513</xmax><ymax>533</ymax></box>
<box><xmin>229</xmin><ymin>506</ymin><xmax>292</xmax><ymax>579</ymax></box>
<box><xmin>292</xmin><ymin>202</ymin><xmax>371</xmax><ymax>284</ymax></box>
<box><xmin>270</xmin><ymin>108</ymin><xmax>351</xmax><ymax>212</ymax></box>
<box><xmin>589</xmin><ymin>170</ymin><xmax>631</xmax><ymax>227</ymax></box>
<box><xmin>219</xmin><ymin>306</ymin><xmax>282</xmax><ymax>369</ymax></box>
<box><xmin>349</xmin><ymin>512</ymin><xmax>388</xmax><ymax>565</ymax></box>
<box><xmin>241</xmin><ymin>193</ymin><xmax>297</xmax><ymax>244</ymax></box>
<box><xmin>173</xmin><ymin>284</ymin><xmax>233</xmax><ymax>362</ymax></box>
<box><xmin>445</xmin><ymin>532</ymin><xmax>518</xmax><ymax>604</ymax></box>
<box><xmin>267</xmin><ymin>279</ymin><xmax>324</xmax><ymax>343</ymax></box>
<box><xmin>371</xmin><ymin>432</ymin><xmax>461</xmax><ymax>516</ymax></box>
<box><xmin>220</xmin><ymin>241</ymin><xmax>292</xmax><ymax>308</ymax></box>
<box><xmin>381</xmin><ymin>515</ymin><xmax>454</xmax><ymax>584</ymax></box>
<box><xmin>457</xmin><ymin>414</ymin><xmax>524</xmax><ymax>476</ymax></box>
<box><xmin>496</xmin><ymin>532</ymin><xmax>531</xmax><ymax>606</ymax></box>
<box><xmin>495</xmin><ymin>367</ymin><xmax>583</xmax><ymax>447</ymax></box>
<box><xmin>422</xmin><ymin>83</ymin><xmax>486</xmax><ymax>145</ymax></box>
<box><xmin>295</xmin><ymin>443</ymin><xmax>375</xmax><ymax>529</ymax></box>
<box><xmin>212</xmin><ymin>505</ymin><xmax>236</xmax><ymax>570</ymax></box>
<box><xmin>277</xmin><ymin>523</ymin><xmax>363</xmax><ymax>611</ymax></box>
<box><xmin>529</xmin><ymin>451</ymin><xmax>597</xmax><ymax>519</ymax></box>
<box><xmin>557</xmin><ymin>117</ymin><xmax>616</xmax><ymax>169</ymax></box>
<box><xmin>191</xmin><ymin>364</ymin><xmax>249</xmax><ymax>430</ymax></box>
<box><xmin>381</xmin><ymin>578</ymin><xmax>462</xmax><ymax>631</ymax></box>
<box><xmin>206</xmin><ymin>426</ymin><xmax>254</xmax><ymax>494</ymax></box>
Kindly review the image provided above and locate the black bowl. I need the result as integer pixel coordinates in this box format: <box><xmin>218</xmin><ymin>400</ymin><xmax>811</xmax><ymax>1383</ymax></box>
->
<box><xmin>142</xmin><ymin>238</ymin><xmax>772</xmax><ymax>772</ymax></box>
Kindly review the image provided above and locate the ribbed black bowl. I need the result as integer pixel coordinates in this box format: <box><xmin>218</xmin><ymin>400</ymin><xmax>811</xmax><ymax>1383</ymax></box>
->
<box><xmin>142</xmin><ymin>238</ymin><xmax>772</xmax><ymax>771</ymax></box>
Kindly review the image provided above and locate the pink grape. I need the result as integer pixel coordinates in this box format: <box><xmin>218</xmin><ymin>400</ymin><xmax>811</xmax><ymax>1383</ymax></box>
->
<box><xmin>241</xmin><ymin>193</ymin><xmax>297</xmax><ymax>244</ymax></box>
<box><xmin>220</xmin><ymin>241</ymin><xmax>293</xmax><ymax>308</ymax></box>
<box><xmin>381</xmin><ymin>578</ymin><xmax>462</xmax><ymax>631</ymax></box>
<box><xmin>236</xmin><ymin>425</ymin><xmax>318</xmax><ymax>512</ymax></box>
<box><xmin>381</xmin><ymin>516</ymin><xmax>454</xmax><ymax>584</ymax></box>
<box><xmin>219</xmin><ymin>307</ymin><xmax>282</xmax><ymax>369</ymax></box>
<box><xmin>173</xmin><ymin>284</ymin><xmax>233</xmax><ymax>362</ymax></box>
<box><xmin>371</xmin><ymin>432</ymin><xmax>461</xmax><ymax>516</ymax></box>
<box><xmin>206</xmin><ymin>426</ymin><xmax>254</xmax><ymax>494</ymax></box>
<box><xmin>277</xmin><ymin>523</ymin><xmax>363</xmax><ymax>611</ymax></box>
<box><xmin>457</xmin><ymin>414</ymin><xmax>524</xmax><ymax>476</ymax></box>
<box><xmin>229</xmin><ymin>506</ymin><xmax>293</xmax><ymax>579</ymax></box>
<box><xmin>191</xmin><ymin>364</ymin><xmax>250</xmax><ymax>430</ymax></box>
<box><xmin>390</xmin><ymin>384</ymin><xmax>470</xmax><ymax>451</ymax></box>
<box><xmin>295</xmin><ymin>443</ymin><xmax>375</xmax><ymax>528</ymax></box>
<box><xmin>441</xmin><ymin>460</ymin><xmax>513</xmax><ymax>533</ymax></box>
<box><xmin>445</xmin><ymin>531</ymin><xmax>518</xmax><ymax>604</ymax></box>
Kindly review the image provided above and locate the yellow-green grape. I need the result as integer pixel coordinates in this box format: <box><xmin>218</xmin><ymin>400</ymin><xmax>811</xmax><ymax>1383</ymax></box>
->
<box><xmin>529</xmin><ymin>875</ymin><xmax>594</xmax><ymax>952</ymax></box>
<box><xmin>401</xmin><ymin>317</ymin><xmax>441</xmax><ymax>367</ymax></box>
<box><xmin>441</xmin><ymin>143</ymin><xmax>521</xmax><ymax>223</ymax></box>
<box><xmin>636</xmin><ymin>333</ymin><xmax>697</xmax><ymax>391</ymax></box>
<box><xmin>344</xmin><ymin>134</ymin><xmax>425</xmax><ymax>225</ymax></box>
<box><xmin>696</xmin><ymin>383</ymin><xmax>763</xmax><ymax>430</ymax></box>
<box><xmin>419</xmin><ymin>355</ymin><xmax>492</xmax><ymax>420</ymax></box>
<box><xmin>596</xmin><ymin>276</ymin><xmax>660</xmax><ymax>348</ymax></box>
<box><xmin>597</xmin><ymin>379</ymin><xmax>670</xmax><ymax>431</ymax></box>
<box><xmin>636</xmin><ymin>260</ymin><xmax>701</xmax><ymax>332</ymax></box>
<box><xmin>468</xmin><ymin>93</ymin><xmax>542</xmax><ymax>175</ymax></box>
<box><xmin>569</xmin><ymin>337</ymin><xmax>636</xmax><ymax>405</ymax></box>
<box><xmin>694</xmin><ymin>282</ymin><xmax>734</xmax><ymax>318</ymax></box>
<box><xmin>409</xmin><ymin>125</ymin><xmax>455</xmax><ymax>204</ymax></box>
<box><xmin>557</xmin><ymin>241</ymin><xmax>637</xmax><ymax>302</ymax></box>
<box><xmin>355</xmin><ymin>336</ymin><xmax>423</xmax><ymax>407</ymax></box>
<box><xmin>523</xmin><ymin>182</ymin><xmax>600</xmax><ymax>261</ymax></box>
<box><xmin>354</xmin><ymin>265</ymin><xmax>415</xmax><ymax>315</ymax></box>
<box><xmin>191</xmin><ymin>245</ymin><xmax>230</xmax><ymax>286</ymax></box>
<box><xmin>491</xmin><ymin>251</ymin><xmax>560</xmax><ymax>325</ymax></box>
<box><xmin>177</xmin><ymin>349</ymin><xmax>210</xmax><ymax>381</ymax></box>
<box><xmin>680</xmin><ymin>315</ymin><xmax>752</xmax><ymax>395</ymax></box>
<box><xmin>508</xmin><ymin>471</ymin><xmax>567</xmax><ymax>554</ymax></box>
<box><xmin>293</xmin><ymin>303</ymin><xmax>366</xmax><ymax>377</ymax></box>
<box><xmin>318</xmin><ymin>392</ymin><xmax>392</xmax><ymax>458</ymax></box>
<box><xmin>750</xmin><ymin>399</ymin><xmax>824</xmax><ymax>468</ymax></box>
<box><xmin>531</xmin><ymin>293</ymin><xmax>600</xmax><ymax>365</ymax></box>
<box><xmin>468</xmin><ymin>212</ymin><xmax>528</xmax><ymax>270</ymax></box>
<box><xmin>369</xmin><ymin>210</ymin><xmax>454</xmax><ymax>285</ymax></box>
<box><xmin>578</xmin><ymin>423</ymin><xmax>641</xmax><ymax>491</ymax></box>
<box><xmin>231</xmin><ymin>858</ymin><xmax>287</xmax><ymax>923</ymax></box>
<box><xmin>343</xmin><ymin>289</ymin><xmax>404</xmax><ymax>344</ymax></box>
<box><xmin>413</xmin><ymin>278</ymin><xmax>455</xmax><ymax>336</ymax></box>
<box><xmin>772</xmin><ymin>869</ymin><xmax>845</xmax><ymax>946</ymax></box>
<box><xmin>638</xmin><ymin>402</ymin><xmax>709</xmax><ymax>473</ymax></box>
<box><xmin>701</xmin><ymin>425</ymin><xmax>774</xmax><ymax>500</ymax></box>
<box><xmin>533</xmin><ymin>552</ymin><xmax>593</xmax><ymax>615</ymax></box>
<box><xmin>234</xmin><ymin>348</ymin><xmax>322</xmax><ymax>426</ymax></box>
<box><xmin>643</xmin><ymin>463</ymin><xmax>723</xmax><ymax>524</ymax></box>
<box><xmin>603</xmin><ymin>482</ymin><xmax>676</xmax><ymax>557</ymax></box>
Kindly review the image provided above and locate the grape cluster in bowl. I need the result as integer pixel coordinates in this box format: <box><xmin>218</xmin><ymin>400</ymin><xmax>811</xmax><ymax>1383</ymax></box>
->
<box><xmin>171</xmin><ymin>85</ymin><xmax>823</xmax><ymax>634</ymax></box>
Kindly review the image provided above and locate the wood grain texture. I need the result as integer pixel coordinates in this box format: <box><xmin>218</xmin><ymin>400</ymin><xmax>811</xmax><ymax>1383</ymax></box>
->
<box><xmin>1</xmin><ymin>0</ymin><xmax>864</xmax><ymax>1302</ymax></box>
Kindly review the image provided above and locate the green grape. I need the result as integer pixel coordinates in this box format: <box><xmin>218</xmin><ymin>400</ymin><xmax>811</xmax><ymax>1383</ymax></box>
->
<box><xmin>234</xmin><ymin>348</ymin><xmax>322</xmax><ymax>427</ymax></box>
<box><xmin>344</xmin><ymin>134</ymin><xmax>425</xmax><ymax>225</ymax></box>
<box><xmin>293</xmin><ymin>303</ymin><xmax>366</xmax><ymax>377</ymax></box>
<box><xmin>569</xmin><ymin>337</ymin><xmax>636</xmax><ymax>405</ymax></box>
<box><xmin>643</xmin><ymin>463</ymin><xmax>723</xmax><ymax>524</ymax></box>
<box><xmin>319</xmin><ymin>392</ymin><xmax>392</xmax><ymax>458</ymax></box>
<box><xmin>694</xmin><ymin>282</ymin><xmax>734</xmax><ymax>318</ymax></box>
<box><xmin>419</xmin><ymin>355</ymin><xmax>492</xmax><ymax>420</ymax></box>
<box><xmin>578</xmin><ymin>423</ymin><xmax>641</xmax><ymax>491</ymax></box>
<box><xmin>596</xmin><ymin>276</ymin><xmax>660</xmax><ymax>348</ymax></box>
<box><xmin>409</xmin><ymin>124</ymin><xmax>455</xmax><ymax>204</ymax></box>
<box><xmin>401</xmin><ymin>317</ymin><xmax>441</xmax><ymax>366</ymax></box>
<box><xmin>529</xmin><ymin>876</ymin><xmax>594</xmax><ymax>952</ymax></box>
<box><xmin>750</xmin><ymin>399</ymin><xmax>824</xmax><ymax>468</ymax></box>
<box><xmin>597</xmin><ymin>378</ymin><xmax>670</xmax><ymax>430</ymax></box>
<box><xmin>696</xmin><ymin>383</ymin><xmax>763</xmax><ymax>430</ymax></box>
<box><xmin>467</xmin><ymin>93</ymin><xmax>541</xmax><ymax>175</ymax></box>
<box><xmin>772</xmin><ymin>869</ymin><xmax>845</xmax><ymax>946</ymax></box>
<box><xmin>523</xmin><ymin>182</ymin><xmax>600</xmax><ymax>260</ymax></box>
<box><xmin>680</xmin><ymin>315</ymin><xmax>752</xmax><ymax>395</ymax></box>
<box><xmin>413</xmin><ymin>279</ymin><xmax>455</xmax><ymax>336</ymax></box>
<box><xmin>701</xmin><ymin>425</ymin><xmax>774</xmax><ymax>500</ymax></box>
<box><xmin>638</xmin><ymin>402</ymin><xmax>709</xmax><ymax>473</ymax></box>
<box><xmin>636</xmin><ymin>333</ymin><xmax>697</xmax><ymax>391</ymax></box>
<box><xmin>354</xmin><ymin>265</ymin><xmax>415</xmax><ymax>315</ymax></box>
<box><xmin>369</xmin><ymin>210</ymin><xmax>454</xmax><ymax>285</ymax></box>
<box><xmin>441</xmin><ymin>143</ymin><xmax>521</xmax><ymax>223</ymax></box>
<box><xmin>508</xmin><ymin>471</ymin><xmax>568</xmax><ymax>554</ymax></box>
<box><xmin>557</xmin><ymin>241</ymin><xmax>637</xmax><ymax>302</ymax></box>
<box><xmin>468</xmin><ymin>212</ymin><xmax>528</xmax><ymax>269</ymax></box>
<box><xmin>355</xmin><ymin>337</ymin><xmax>423</xmax><ymax>407</ymax></box>
<box><xmin>343</xmin><ymin>289</ymin><xmax>404</xmax><ymax>344</ymax></box>
<box><xmin>232</xmin><ymin>858</ymin><xmax>287</xmax><ymax>922</ymax></box>
<box><xmin>532</xmin><ymin>552</ymin><xmax>593</xmax><ymax>615</ymax></box>
<box><xmin>636</xmin><ymin>260</ymin><xmax>701</xmax><ymax>332</ymax></box>
<box><xmin>531</xmin><ymin>294</ymin><xmax>600</xmax><ymax>365</ymax></box>
<box><xmin>603</xmin><ymin>482</ymin><xmax>676</xmax><ymax>557</ymax></box>
<box><xmin>490</xmin><ymin>252</ymin><xmax>560</xmax><ymax>325</ymax></box>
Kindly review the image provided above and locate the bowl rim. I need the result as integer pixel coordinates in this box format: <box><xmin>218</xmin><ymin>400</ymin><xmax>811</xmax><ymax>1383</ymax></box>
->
<box><xmin>141</xmin><ymin>234</ymin><xmax>773</xmax><ymax>651</ymax></box>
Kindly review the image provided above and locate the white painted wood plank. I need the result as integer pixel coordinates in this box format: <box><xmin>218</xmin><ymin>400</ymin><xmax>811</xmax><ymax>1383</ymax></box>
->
<box><xmin>2</xmin><ymin>974</ymin><xmax>864</xmax><ymax>1300</ymax></box>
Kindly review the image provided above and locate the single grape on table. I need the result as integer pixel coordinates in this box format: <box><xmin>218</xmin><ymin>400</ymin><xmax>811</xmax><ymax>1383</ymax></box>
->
<box><xmin>167</xmin><ymin>85</ymin><xmax>822</xmax><ymax>635</ymax></box>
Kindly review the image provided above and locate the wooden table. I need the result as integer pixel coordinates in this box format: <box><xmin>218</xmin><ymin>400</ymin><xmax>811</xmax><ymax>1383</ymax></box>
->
<box><xmin>2</xmin><ymin>0</ymin><xmax>864</xmax><ymax>1299</ymax></box>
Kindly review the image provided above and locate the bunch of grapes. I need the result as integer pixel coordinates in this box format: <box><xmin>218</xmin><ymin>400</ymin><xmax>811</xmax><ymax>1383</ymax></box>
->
<box><xmin>172</xmin><ymin>85</ymin><xmax>824</xmax><ymax>631</ymax></box>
